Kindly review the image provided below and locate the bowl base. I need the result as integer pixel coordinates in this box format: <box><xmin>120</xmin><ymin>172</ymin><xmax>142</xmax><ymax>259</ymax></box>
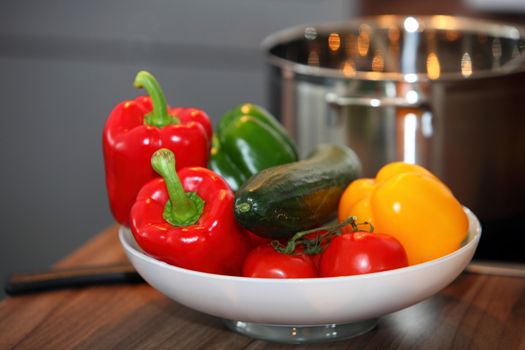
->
<box><xmin>222</xmin><ymin>318</ymin><xmax>378</xmax><ymax>344</ymax></box>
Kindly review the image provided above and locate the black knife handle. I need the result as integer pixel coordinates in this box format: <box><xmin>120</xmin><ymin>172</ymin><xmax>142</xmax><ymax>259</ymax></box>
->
<box><xmin>4</xmin><ymin>264</ymin><xmax>144</xmax><ymax>296</ymax></box>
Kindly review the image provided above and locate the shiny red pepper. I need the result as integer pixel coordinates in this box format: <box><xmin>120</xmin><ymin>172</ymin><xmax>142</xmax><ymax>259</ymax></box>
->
<box><xmin>130</xmin><ymin>149</ymin><xmax>251</xmax><ymax>275</ymax></box>
<box><xmin>103</xmin><ymin>71</ymin><xmax>212</xmax><ymax>225</ymax></box>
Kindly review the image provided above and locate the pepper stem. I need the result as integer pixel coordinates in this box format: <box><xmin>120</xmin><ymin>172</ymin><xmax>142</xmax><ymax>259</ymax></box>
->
<box><xmin>151</xmin><ymin>149</ymin><xmax>204</xmax><ymax>226</ymax></box>
<box><xmin>134</xmin><ymin>71</ymin><xmax>179</xmax><ymax>128</ymax></box>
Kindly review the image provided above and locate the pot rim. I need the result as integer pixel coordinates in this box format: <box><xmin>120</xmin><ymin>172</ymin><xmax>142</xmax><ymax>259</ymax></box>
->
<box><xmin>261</xmin><ymin>15</ymin><xmax>525</xmax><ymax>82</ymax></box>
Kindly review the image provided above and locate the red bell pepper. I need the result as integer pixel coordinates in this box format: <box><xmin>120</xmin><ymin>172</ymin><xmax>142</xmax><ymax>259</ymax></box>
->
<box><xmin>103</xmin><ymin>71</ymin><xmax>212</xmax><ymax>225</ymax></box>
<box><xmin>129</xmin><ymin>149</ymin><xmax>251</xmax><ymax>275</ymax></box>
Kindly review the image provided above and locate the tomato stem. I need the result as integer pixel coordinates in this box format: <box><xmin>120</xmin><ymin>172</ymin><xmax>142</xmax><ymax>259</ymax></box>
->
<box><xmin>349</xmin><ymin>219</ymin><xmax>374</xmax><ymax>233</ymax></box>
<box><xmin>272</xmin><ymin>216</ymin><xmax>359</xmax><ymax>255</ymax></box>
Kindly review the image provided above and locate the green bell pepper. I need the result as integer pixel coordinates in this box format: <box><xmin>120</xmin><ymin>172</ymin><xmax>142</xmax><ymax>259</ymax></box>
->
<box><xmin>209</xmin><ymin>103</ymin><xmax>299</xmax><ymax>192</ymax></box>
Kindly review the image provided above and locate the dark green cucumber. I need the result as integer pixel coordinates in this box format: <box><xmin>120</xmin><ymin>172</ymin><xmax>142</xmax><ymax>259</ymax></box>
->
<box><xmin>234</xmin><ymin>144</ymin><xmax>361</xmax><ymax>239</ymax></box>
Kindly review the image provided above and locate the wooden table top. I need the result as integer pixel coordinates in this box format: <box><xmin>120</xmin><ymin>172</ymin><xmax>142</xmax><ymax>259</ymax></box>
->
<box><xmin>1</xmin><ymin>225</ymin><xmax>524</xmax><ymax>350</ymax></box>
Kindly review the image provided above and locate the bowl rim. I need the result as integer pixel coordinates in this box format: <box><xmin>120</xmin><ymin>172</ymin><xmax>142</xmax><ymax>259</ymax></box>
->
<box><xmin>119</xmin><ymin>207</ymin><xmax>481</xmax><ymax>285</ymax></box>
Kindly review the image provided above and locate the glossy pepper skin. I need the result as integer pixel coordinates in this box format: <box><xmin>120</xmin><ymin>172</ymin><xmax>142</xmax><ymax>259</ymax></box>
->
<box><xmin>209</xmin><ymin>103</ymin><xmax>298</xmax><ymax>192</ymax></box>
<box><xmin>103</xmin><ymin>71</ymin><xmax>212</xmax><ymax>225</ymax></box>
<box><xmin>130</xmin><ymin>149</ymin><xmax>251</xmax><ymax>275</ymax></box>
<box><xmin>338</xmin><ymin>162</ymin><xmax>468</xmax><ymax>265</ymax></box>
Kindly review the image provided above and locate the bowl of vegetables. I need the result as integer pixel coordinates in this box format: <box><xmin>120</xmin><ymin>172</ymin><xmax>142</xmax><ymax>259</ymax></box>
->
<box><xmin>107</xmin><ymin>71</ymin><xmax>481</xmax><ymax>344</ymax></box>
<box><xmin>119</xmin><ymin>147</ymin><xmax>481</xmax><ymax>344</ymax></box>
<box><xmin>119</xmin><ymin>207</ymin><xmax>480</xmax><ymax>343</ymax></box>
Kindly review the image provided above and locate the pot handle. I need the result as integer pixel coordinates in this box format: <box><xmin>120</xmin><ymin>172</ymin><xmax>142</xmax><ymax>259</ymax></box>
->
<box><xmin>325</xmin><ymin>92</ymin><xmax>429</xmax><ymax>109</ymax></box>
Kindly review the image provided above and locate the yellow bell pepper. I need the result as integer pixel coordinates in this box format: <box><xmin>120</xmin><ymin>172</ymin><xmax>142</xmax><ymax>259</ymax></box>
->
<box><xmin>338</xmin><ymin>162</ymin><xmax>468</xmax><ymax>265</ymax></box>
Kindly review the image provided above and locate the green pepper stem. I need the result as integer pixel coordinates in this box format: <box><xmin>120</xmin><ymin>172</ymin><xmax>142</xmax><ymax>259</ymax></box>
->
<box><xmin>134</xmin><ymin>71</ymin><xmax>178</xmax><ymax>128</ymax></box>
<box><xmin>151</xmin><ymin>149</ymin><xmax>204</xmax><ymax>226</ymax></box>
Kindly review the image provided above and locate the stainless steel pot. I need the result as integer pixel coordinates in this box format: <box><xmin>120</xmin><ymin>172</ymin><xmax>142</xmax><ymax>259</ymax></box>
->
<box><xmin>263</xmin><ymin>15</ymin><xmax>525</xmax><ymax>222</ymax></box>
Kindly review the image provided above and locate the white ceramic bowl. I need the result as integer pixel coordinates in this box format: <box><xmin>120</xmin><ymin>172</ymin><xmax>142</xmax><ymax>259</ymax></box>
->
<box><xmin>119</xmin><ymin>208</ymin><xmax>481</xmax><ymax>343</ymax></box>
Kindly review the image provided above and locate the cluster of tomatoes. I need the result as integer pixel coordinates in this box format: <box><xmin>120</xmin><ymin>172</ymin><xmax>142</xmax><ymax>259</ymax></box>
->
<box><xmin>242</xmin><ymin>162</ymin><xmax>468</xmax><ymax>279</ymax></box>
<box><xmin>243</xmin><ymin>222</ymin><xmax>409</xmax><ymax>278</ymax></box>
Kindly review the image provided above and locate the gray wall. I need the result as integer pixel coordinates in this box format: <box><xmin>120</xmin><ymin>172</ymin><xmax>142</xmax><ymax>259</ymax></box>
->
<box><xmin>0</xmin><ymin>0</ymin><xmax>354</xmax><ymax>298</ymax></box>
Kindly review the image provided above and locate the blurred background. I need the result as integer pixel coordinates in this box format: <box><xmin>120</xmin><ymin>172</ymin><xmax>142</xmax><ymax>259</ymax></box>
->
<box><xmin>0</xmin><ymin>0</ymin><xmax>523</xmax><ymax>299</ymax></box>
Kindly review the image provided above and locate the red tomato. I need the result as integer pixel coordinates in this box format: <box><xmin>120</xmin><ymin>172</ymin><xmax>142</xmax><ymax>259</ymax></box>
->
<box><xmin>243</xmin><ymin>245</ymin><xmax>318</xmax><ymax>278</ymax></box>
<box><xmin>319</xmin><ymin>232</ymin><xmax>408</xmax><ymax>277</ymax></box>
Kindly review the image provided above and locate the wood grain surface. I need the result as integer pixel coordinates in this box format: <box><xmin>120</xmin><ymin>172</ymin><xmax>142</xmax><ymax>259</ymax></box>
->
<box><xmin>0</xmin><ymin>226</ymin><xmax>524</xmax><ymax>350</ymax></box>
